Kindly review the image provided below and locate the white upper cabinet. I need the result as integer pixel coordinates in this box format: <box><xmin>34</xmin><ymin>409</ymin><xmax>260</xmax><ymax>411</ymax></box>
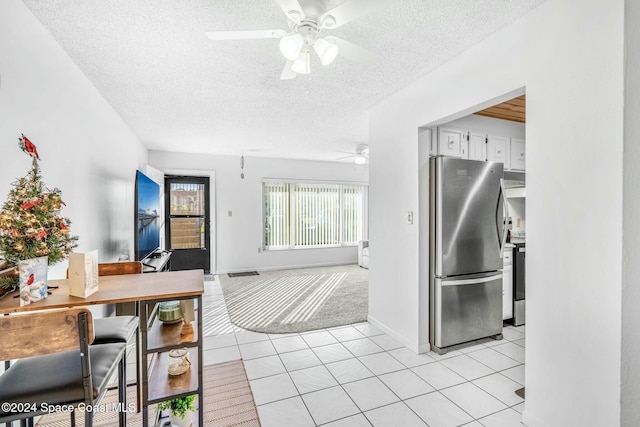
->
<box><xmin>486</xmin><ymin>135</ymin><xmax>510</xmax><ymax>170</ymax></box>
<box><xmin>437</xmin><ymin>128</ymin><xmax>468</xmax><ymax>158</ymax></box>
<box><xmin>427</xmin><ymin>126</ymin><xmax>525</xmax><ymax>171</ymax></box>
<box><xmin>468</xmin><ymin>133</ymin><xmax>486</xmax><ymax>161</ymax></box>
<box><xmin>510</xmin><ymin>138</ymin><xmax>526</xmax><ymax>171</ymax></box>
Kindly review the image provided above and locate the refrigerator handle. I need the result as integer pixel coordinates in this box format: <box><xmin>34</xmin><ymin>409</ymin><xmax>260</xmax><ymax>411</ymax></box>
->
<box><xmin>497</xmin><ymin>178</ymin><xmax>509</xmax><ymax>258</ymax></box>
<box><xmin>440</xmin><ymin>273</ymin><xmax>504</xmax><ymax>286</ymax></box>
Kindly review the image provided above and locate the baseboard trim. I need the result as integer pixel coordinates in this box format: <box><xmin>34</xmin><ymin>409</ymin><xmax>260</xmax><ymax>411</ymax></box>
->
<box><xmin>522</xmin><ymin>409</ymin><xmax>551</xmax><ymax>427</ymax></box>
<box><xmin>367</xmin><ymin>315</ymin><xmax>426</xmax><ymax>354</ymax></box>
<box><xmin>217</xmin><ymin>261</ymin><xmax>358</xmax><ymax>275</ymax></box>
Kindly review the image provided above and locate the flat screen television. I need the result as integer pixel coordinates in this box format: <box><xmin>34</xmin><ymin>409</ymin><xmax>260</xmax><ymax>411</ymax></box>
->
<box><xmin>135</xmin><ymin>170</ymin><xmax>160</xmax><ymax>261</ymax></box>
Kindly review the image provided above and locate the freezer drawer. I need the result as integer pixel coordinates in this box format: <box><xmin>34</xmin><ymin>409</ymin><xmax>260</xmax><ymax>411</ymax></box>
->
<box><xmin>432</xmin><ymin>273</ymin><xmax>503</xmax><ymax>351</ymax></box>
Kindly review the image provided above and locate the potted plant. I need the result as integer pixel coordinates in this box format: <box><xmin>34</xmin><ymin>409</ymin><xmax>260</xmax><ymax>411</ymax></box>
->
<box><xmin>157</xmin><ymin>395</ymin><xmax>196</xmax><ymax>427</ymax></box>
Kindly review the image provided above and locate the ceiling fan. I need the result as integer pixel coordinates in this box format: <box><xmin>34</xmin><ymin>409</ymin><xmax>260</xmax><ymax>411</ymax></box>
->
<box><xmin>337</xmin><ymin>143</ymin><xmax>369</xmax><ymax>164</ymax></box>
<box><xmin>205</xmin><ymin>0</ymin><xmax>389</xmax><ymax>79</ymax></box>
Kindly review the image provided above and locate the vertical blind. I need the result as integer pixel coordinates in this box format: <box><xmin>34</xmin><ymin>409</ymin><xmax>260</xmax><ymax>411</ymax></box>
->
<box><xmin>263</xmin><ymin>181</ymin><xmax>368</xmax><ymax>249</ymax></box>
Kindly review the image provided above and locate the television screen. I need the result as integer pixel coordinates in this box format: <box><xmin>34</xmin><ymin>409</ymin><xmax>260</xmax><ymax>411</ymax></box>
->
<box><xmin>135</xmin><ymin>170</ymin><xmax>160</xmax><ymax>261</ymax></box>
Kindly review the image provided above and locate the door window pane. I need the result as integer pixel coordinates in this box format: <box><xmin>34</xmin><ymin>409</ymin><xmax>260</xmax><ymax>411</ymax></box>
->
<box><xmin>169</xmin><ymin>183</ymin><xmax>205</xmax><ymax>216</ymax></box>
<box><xmin>170</xmin><ymin>217</ymin><xmax>205</xmax><ymax>249</ymax></box>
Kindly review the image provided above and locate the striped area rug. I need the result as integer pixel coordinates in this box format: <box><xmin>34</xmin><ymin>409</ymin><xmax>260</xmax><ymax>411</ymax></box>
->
<box><xmin>219</xmin><ymin>264</ymin><xmax>368</xmax><ymax>334</ymax></box>
<box><xmin>35</xmin><ymin>360</ymin><xmax>260</xmax><ymax>427</ymax></box>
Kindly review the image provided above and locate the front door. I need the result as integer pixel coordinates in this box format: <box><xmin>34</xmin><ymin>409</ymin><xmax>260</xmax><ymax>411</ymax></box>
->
<box><xmin>165</xmin><ymin>175</ymin><xmax>211</xmax><ymax>273</ymax></box>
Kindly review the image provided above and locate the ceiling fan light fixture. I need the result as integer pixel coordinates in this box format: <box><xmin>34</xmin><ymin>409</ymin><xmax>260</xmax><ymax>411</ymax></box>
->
<box><xmin>354</xmin><ymin>155</ymin><xmax>367</xmax><ymax>165</ymax></box>
<box><xmin>313</xmin><ymin>37</ymin><xmax>339</xmax><ymax>66</ymax></box>
<box><xmin>279</xmin><ymin>33</ymin><xmax>304</xmax><ymax>61</ymax></box>
<box><xmin>291</xmin><ymin>50</ymin><xmax>311</xmax><ymax>74</ymax></box>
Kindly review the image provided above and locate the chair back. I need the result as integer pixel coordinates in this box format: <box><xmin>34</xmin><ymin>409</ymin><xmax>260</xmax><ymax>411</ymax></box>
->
<box><xmin>66</xmin><ymin>261</ymin><xmax>143</xmax><ymax>278</ymax></box>
<box><xmin>98</xmin><ymin>261</ymin><xmax>142</xmax><ymax>276</ymax></box>
<box><xmin>0</xmin><ymin>308</ymin><xmax>94</xmax><ymax>360</ymax></box>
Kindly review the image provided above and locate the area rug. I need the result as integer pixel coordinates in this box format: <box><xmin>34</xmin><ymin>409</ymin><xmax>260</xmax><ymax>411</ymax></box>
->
<box><xmin>36</xmin><ymin>360</ymin><xmax>261</xmax><ymax>427</ymax></box>
<box><xmin>219</xmin><ymin>264</ymin><xmax>368</xmax><ymax>334</ymax></box>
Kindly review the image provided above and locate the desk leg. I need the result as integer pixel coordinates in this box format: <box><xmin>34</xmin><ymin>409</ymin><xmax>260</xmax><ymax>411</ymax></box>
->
<box><xmin>140</xmin><ymin>300</ymin><xmax>150</xmax><ymax>427</ymax></box>
<box><xmin>197</xmin><ymin>295</ymin><xmax>203</xmax><ymax>427</ymax></box>
<box><xmin>4</xmin><ymin>361</ymin><xmax>10</xmax><ymax>427</ymax></box>
<box><xmin>136</xmin><ymin>301</ymin><xmax>142</xmax><ymax>414</ymax></box>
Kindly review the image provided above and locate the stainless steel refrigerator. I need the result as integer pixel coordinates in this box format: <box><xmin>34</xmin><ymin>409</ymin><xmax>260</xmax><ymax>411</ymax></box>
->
<box><xmin>429</xmin><ymin>156</ymin><xmax>506</xmax><ymax>354</ymax></box>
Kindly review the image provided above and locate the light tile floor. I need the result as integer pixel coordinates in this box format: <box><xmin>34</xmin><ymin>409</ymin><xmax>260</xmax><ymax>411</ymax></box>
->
<box><xmin>157</xmin><ymin>277</ymin><xmax>527</xmax><ymax>427</ymax></box>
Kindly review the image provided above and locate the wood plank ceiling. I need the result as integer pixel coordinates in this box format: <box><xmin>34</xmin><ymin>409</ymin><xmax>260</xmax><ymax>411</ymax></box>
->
<box><xmin>474</xmin><ymin>95</ymin><xmax>526</xmax><ymax>123</ymax></box>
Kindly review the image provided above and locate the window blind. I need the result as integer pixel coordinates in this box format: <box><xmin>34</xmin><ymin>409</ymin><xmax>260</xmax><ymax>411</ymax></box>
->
<box><xmin>263</xmin><ymin>181</ymin><xmax>367</xmax><ymax>249</ymax></box>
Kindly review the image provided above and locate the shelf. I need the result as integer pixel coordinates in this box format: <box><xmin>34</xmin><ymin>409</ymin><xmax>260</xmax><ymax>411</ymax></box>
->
<box><xmin>505</xmin><ymin>187</ymin><xmax>526</xmax><ymax>199</ymax></box>
<box><xmin>147</xmin><ymin>318</ymin><xmax>199</xmax><ymax>352</ymax></box>
<box><xmin>147</xmin><ymin>348</ymin><xmax>199</xmax><ymax>403</ymax></box>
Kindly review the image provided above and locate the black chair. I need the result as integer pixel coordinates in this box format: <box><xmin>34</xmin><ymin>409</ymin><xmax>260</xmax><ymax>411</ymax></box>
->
<box><xmin>0</xmin><ymin>308</ymin><xmax>127</xmax><ymax>427</ymax></box>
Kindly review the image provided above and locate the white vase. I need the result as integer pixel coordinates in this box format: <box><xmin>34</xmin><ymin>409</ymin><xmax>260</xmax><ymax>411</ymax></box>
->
<box><xmin>170</xmin><ymin>412</ymin><xmax>192</xmax><ymax>427</ymax></box>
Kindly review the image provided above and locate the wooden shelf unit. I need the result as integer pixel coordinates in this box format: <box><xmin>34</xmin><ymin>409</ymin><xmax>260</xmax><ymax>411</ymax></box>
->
<box><xmin>139</xmin><ymin>287</ymin><xmax>203</xmax><ymax>427</ymax></box>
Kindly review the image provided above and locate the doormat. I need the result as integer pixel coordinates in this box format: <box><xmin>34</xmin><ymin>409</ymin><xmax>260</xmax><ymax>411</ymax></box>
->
<box><xmin>228</xmin><ymin>271</ymin><xmax>260</xmax><ymax>277</ymax></box>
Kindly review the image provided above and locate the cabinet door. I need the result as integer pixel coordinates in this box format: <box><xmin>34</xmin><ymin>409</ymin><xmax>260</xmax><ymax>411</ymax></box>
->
<box><xmin>486</xmin><ymin>135</ymin><xmax>510</xmax><ymax>169</ymax></box>
<box><xmin>510</xmin><ymin>138</ymin><xmax>526</xmax><ymax>171</ymax></box>
<box><xmin>468</xmin><ymin>133</ymin><xmax>486</xmax><ymax>161</ymax></box>
<box><xmin>438</xmin><ymin>128</ymin><xmax>467</xmax><ymax>158</ymax></box>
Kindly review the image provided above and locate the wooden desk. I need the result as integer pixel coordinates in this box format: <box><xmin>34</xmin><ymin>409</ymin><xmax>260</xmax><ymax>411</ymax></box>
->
<box><xmin>0</xmin><ymin>269</ymin><xmax>203</xmax><ymax>314</ymax></box>
<box><xmin>0</xmin><ymin>269</ymin><xmax>205</xmax><ymax>427</ymax></box>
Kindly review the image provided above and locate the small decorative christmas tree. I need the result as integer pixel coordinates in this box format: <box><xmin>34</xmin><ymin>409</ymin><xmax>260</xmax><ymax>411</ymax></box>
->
<box><xmin>0</xmin><ymin>135</ymin><xmax>78</xmax><ymax>269</ymax></box>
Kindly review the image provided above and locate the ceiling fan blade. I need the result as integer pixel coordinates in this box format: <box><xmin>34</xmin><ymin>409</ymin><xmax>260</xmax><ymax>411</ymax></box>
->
<box><xmin>320</xmin><ymin>0</ymin><xmax>389</xmax><ymax>28</ymax></box>
<box><xmin>325</xmin><ymin>36</ymin><xmax>380</xmax><ymax>65</ymax></box>
<box><xmin>336</xmin><ymin>155</ymin><xmax>355</xmax><ymax>160</ymax></box>
<box><xmin>280</xmin><ymin>61</ymin><xmax>297</xmax><ymax>80</ymax></box>
<box><xmin>205</xmin><ymin>29</ymin><xmax>285</xmax><ymax>40</ymax></box>
<box><xmin>274</xmin><ymin>0</ymin><xmax>305</xmax><ymax>22</ymax></box>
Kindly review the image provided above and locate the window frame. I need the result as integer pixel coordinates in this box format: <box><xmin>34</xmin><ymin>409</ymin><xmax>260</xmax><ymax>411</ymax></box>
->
<box><xmin>262</xmin><ymin>179</ymin><xmax>369</xmax><ymax>251</ymax></box>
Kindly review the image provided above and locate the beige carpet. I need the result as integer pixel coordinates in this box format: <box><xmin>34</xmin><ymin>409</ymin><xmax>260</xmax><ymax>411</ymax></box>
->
<box><xmin>36</xmin><ymin>360</ymin><xmax>261</xmax><ymax>427</ymax></box>
<box><xmin>219</xmin><ymin>264</ymin><xmax>368</xmax><ymax>334</ymax></box>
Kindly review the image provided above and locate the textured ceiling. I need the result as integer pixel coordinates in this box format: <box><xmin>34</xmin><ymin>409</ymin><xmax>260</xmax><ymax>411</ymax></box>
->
<box><xmin>23</xmin><ymin>0</ymin><xmax>544</xmax><ymax>162</ymax></box>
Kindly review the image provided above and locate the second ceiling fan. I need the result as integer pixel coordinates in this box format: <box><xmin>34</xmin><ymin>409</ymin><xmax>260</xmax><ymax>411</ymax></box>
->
<box><xmin>206</xmin><ymin>0</ymin><xmax>389</xmax><ymax>79</ymax></box>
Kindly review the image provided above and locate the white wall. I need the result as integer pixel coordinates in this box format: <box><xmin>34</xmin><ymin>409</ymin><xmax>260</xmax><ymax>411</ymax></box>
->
<box><xmin>149</xmin><ymin>151</ymin><xmax>368</xmax><ymax>273</ymax></box>
<box><xmin>0</xmin><ymin>0</ymin><xmax>148</xmax><ymax>282</ymax></box>
<box><xmin>622</xmin><ymin>0</ymin><xmax>640</xmax><ymax>424</ymax></box>
<box><xmin>369</xmin><ymin>0</ymin><xmax>625</xmax><ymax>426</ymax></box>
